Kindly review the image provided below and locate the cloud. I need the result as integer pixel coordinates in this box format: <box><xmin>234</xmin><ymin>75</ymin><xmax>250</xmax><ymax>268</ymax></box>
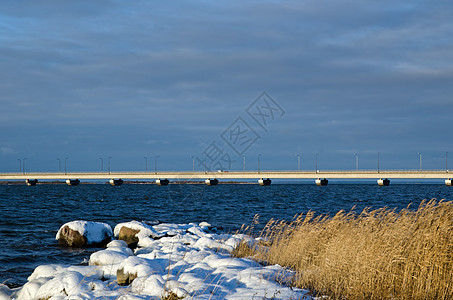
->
<box><xmin>0</xmin><ymin>146</ymin><xmax>16</xmax><ymax>155</ymax></box>
<box><xmin>0</xmin><ymin>0</ymin><xmax>452</xmax><ymax>171</ymax></box>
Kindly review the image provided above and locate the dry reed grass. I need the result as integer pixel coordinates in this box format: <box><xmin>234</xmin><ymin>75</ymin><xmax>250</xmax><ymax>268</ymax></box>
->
<box><xmin>232</xmin><ymin>199</ymin><xmax>453</xmax><ymax>299</ymax></box>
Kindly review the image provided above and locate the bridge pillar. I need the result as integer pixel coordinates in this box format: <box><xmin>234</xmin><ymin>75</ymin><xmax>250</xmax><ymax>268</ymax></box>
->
<box><xmin>315</xmin><ymin>178</ymin><xmax>328</xmax><ymax>186</ymax></box>
<box><xmin>377</xmin><ymin>178</ymin><xmax>390</xmax><ymax>186</ymax></box>
<box><xmin>156</xmin><ymin>179</ymin><xmax>169</xmax><ymax>186</ymax></box>
<box><xmin>66</xmin><ymin>179</ymin><xmax>80</xmax><ymax>186</ymax></box>
<box><xmin>109</xmin><ymin>179</ymin><xmax>123</xmax><ymax>186</ymax></box>
<box><xmin>26</xmin><ymin>179</ymin><xmax>38</xmax><ymax>186</ymax></box>
<box><xmin>258</xmin><ymin>178</ymin><xmax>271</xmax><ymax>186</ymax></box>
<box><xmin>205</xmin><ymin>179</ymin><xmax>218</xmax><ymax>186</ymax></box>
<box><xmin>446</xmin><ymin>179</ymin><xmax>452</xmax><ymax>186</ymax></box>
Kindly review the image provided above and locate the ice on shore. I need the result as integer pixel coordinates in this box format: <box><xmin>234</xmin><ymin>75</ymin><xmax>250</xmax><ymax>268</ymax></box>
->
<box><xmin>13</xmin><ymin>221</ymin><xmax>310</xmax><ymax>299</ymax></box>
<box><xmin>0</xmin><ymin>284</ymin><xmax>14</xmax><ymax>299</ymax></box>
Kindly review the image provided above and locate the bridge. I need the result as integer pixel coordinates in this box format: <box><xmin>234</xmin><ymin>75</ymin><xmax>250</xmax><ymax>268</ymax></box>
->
<box><xmin>0</xmin><ymin>170</ymin><xmax>452</xmax><ymax>186</ymax></box>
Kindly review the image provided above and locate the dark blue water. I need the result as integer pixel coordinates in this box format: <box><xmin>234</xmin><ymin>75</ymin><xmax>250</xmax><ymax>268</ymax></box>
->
<box><xmin>1</xmin><ymin>183</ymin><xmax>452</xmax><ymax>287</ymax></box>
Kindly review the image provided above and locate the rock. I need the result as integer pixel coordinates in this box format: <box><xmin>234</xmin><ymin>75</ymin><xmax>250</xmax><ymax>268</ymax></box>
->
<box><xmin>117</xmin><ymin>268</ymin><xmax>137</xmax><ymax>286</ymax></box>
<box><xmin>56</xmin><ymin>221</ymin><xmax>113</xmax><ymax>247</ymax></box>
<box><xmin>115</xmin><ymin>221</ymin><xmax>161</xmax><ymax>248</ymax></box>
<box><xmin>57</xmin><ymin>225</ymin><xmax>88</xmax><ymax>247</ymax></box>
<box><xmin>116</xmin><ymin>256</ymin><xmax>164</xmax><ymax>286</ymax></box>
<box><xmin>118</xmin><ymin>226</ymin><xmax>140</xmax><ymax>248</ymax></box>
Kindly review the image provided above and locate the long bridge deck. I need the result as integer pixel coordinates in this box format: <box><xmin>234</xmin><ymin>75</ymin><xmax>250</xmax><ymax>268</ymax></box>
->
<box><xmin>0</xmin><ymin>170</ymin><xmax>451</xmax><ymax>180</ymax></box>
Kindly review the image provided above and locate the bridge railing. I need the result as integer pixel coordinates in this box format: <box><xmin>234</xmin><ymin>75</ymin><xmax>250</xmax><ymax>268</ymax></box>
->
<box><xmin>0</xmin><ymin>169</ymin><xmax>451</xmax><ymax>175</ymax></box>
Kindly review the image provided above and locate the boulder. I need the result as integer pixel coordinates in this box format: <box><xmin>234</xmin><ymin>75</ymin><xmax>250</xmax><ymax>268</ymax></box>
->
<box><xmin>57</xmin><ymin>225</ymin><xmax>87</xmax><ymax>247</ymax></box>
<box><xmin>116</xmin><ymin>256</ymin><xmax>164</xmax><ymax>286</ymax></box>
<box><xmin>118</xmin><ymin>226</ymin><xmax>141</xmax><ymax>248</ymax></box>
<box><xmin>114</xmin><ymin>221</ymin><xmax>160</xmax><ymax>248</ymax></box>
<box><xmin>56</xmin><ymin>221</ymin><xmax>113</xmax><ymax>247</ymax></box>
<box><xmin>117</xmin><ymin>268</ymin><xmax>137</xmax><ymax>286</ymax></box>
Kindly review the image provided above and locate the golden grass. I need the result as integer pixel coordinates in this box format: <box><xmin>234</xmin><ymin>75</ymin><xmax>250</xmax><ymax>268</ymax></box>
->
<box><xmin>232</xmin><ymin>199</ymin><xmax>453</xmax><ymax>299</ymax></box>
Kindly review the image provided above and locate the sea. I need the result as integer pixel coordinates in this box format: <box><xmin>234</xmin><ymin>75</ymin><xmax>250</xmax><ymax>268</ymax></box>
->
<box><xmin>1</xmin><ymin>183</ymin><xmax>452</xmax><ymax>287</ymax></box>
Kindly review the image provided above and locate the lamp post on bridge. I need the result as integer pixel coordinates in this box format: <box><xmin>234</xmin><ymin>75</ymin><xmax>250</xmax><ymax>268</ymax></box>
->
<box><xmin>418</xmin><ymin>152</ymin><xmax>422</xmax><ymax>171</ymax></box>
<box><xmin>204</xmin><ymin>154</ymin><xmax>207</xmax><ymax>174</ymax></box>
<box><xmin>154</xmin><ymin>156</ymin><xmax>159</xmax><ymax>174</ymax></box>
<box><xmin>446</xmin><ymin>151</ymin><xmax>448</xmax><ymax>173</ymax></box>
<box><xmin>296</xmin><ymin>154</ymin><xmax>300</xmax><ymax>172</ymax></box>
<box><xmin>144</xmin><ymin>157</ymin><xmax>148</xmax><ymax>172</ymax></box>
<box><xmin>242</xmin><ymin>155</ymin><xmax>246</xmax><ymax>172</ymax></box>
<box><xmin>377</xmin><ymin>152</ymin><xmax>380</xmax><ymax>174</ymax></box>
<box><xmin>65</xmin><ymin>157</ymin><xmax>68</xmax><ymax>175</ymax></box>
<box><xmin>258</xmin><ymin>154</ymin><xmax>261</xmax><ymax>174</ymax></box>
<box><xmin>354</xmin><ymin>153</ymin><xmax>358</xmax><ymax>171</ymax></box>
<box><xmin>99</xmin><ymin>158</ymin><xmax>103</xmax><ymax>171</ymax></box>
<box><xmin>108</xmin><ymin>157</ymin><xmax>112</xmax><ymax>174</ymax></box>
<box><xmin>57</xmin><ymin>158</ymin><xmax>61</xmax><ymax>172</ymax></box>
<box><xmin>315</xmin><ymin>153</ymin><xmax>318</xmax><ymax>173</ymax></box>
<box><xmin>23</xmin><ymin>158</ymin><xmax>27</xmax><ymax>174</ymax></box>
<box><xmin>17</xmin><ymin>159</ymin><xmax>22</xmax><ymax>174</ymax></box>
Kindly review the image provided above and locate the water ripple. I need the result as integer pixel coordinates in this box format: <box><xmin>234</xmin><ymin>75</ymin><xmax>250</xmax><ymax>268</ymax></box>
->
<box><xmin>1</xmin><ymin>183</ymin><xmax>452</xmax><ymax>286</ymax></box>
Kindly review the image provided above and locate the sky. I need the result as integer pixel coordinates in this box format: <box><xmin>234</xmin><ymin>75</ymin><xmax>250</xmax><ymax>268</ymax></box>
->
<box><xmin>1</xmin><ymin>0</ymin><xmax>452</xmax><ymax>173</ymax></box>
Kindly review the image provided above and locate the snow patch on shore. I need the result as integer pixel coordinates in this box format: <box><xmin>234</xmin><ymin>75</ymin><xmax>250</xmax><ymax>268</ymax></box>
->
<box><xmin>14</xmin><ymin>221</ymin><xmax>310</xmax><ymax>299</ymax></box>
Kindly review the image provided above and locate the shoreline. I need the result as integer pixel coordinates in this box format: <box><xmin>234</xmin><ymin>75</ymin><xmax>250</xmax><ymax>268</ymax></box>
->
<box><xmin>1</xmin><ymin>220</ymin><xmax>309</xmax><ymax>299</ymax></box>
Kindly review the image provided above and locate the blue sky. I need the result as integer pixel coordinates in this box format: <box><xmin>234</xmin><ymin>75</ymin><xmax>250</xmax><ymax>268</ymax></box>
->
<box><xmin>1</xmin><ymin>0</ymin><xmax>452</xmax><ymax>173</ymax></box>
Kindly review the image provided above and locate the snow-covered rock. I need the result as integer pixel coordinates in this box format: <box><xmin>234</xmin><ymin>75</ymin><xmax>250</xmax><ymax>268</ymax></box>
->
<box><xmin>106</xmin><ymin>239</ymin><xmax>134</xmax><ymax>256</ymax></box>
<box><xmin>16</xmin><ymin>264</ymin><xmax>104</xmax><ymax>300</ymax></box>
<box><xmin>116</xmin><ymin>256</ymin><xmax>166</xmax><ymax>285</ymax></box>
<box><xmin>56</xmin><ymin>220</ymin><xmax>113</xmax><ymax>247</ymax></box>
<box><xmin>106</xmin><ymin>239</ymin><xmax>128</xmax><ymax>248</ymax></box>
<box><xmin>114</xmin><ymin>220</ymin><xmax>161</xmax><ymax>247</ymax></box>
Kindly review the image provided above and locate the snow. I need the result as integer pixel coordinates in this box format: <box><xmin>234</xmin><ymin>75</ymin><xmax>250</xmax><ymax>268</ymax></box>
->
<box><xmin>16</xmin><ymin>265</ymin><xmax>105</xmax><ymax>300</ymax></box>
<box><xmin>55</xmin><ymin>220</ymin><xmax>113</xmax><ymax>245</ymax></box>
<box><xmin>0</xmin><ymin>284</ymin><xmax>13</xmax><ymax>300</ymax></box>
<box><xmin>90</xmin><ymin>249</ymin><xmax>131</xmax><ymax>265</ymax></box>
<box><xmin>106</xmin><ymin>239</ymin><xmax>128</xmax><ymax>248</ymax></box>
<box><xmin>12</xmin><ymin>221</ymin><xmax>310</xmax><ymax>299</ymax></box>
<box><xmin>105</xmin><ymin>239</ymin><xmax>134</xmax><ymax>256</ymax></box>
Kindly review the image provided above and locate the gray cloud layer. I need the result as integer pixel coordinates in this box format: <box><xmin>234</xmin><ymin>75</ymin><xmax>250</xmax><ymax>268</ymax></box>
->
<box><xmin>1</xmin><ymin>0</ymin><xmax>452</xmax><ymax>172</ymax></box>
